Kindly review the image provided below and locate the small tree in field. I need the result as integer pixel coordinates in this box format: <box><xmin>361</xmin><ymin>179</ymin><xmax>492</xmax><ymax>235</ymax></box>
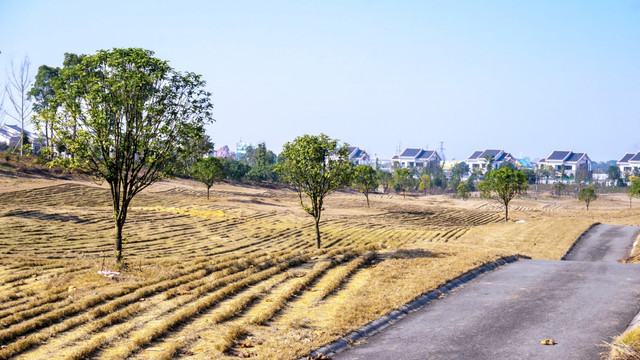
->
<box><xmin>629</xmin><ymin>177</ymin><xmax>640</xmax><ymax>208</ymax></box>
<box><xmin>377</xmin><ymin>170</ymin><xmax>392</xmax><ymax>193</ymax></box>
<box><xmin>352</xmin><ymin>164</ymin><xmax>378</xmax><ymax>208</ymax></box>
<box><xmin>578</xmin><ymin>187</ymin><xmax>597</xmax><ymax>211</ymax></box>
<box><xmin>393</xmin><ymin>168</ymin><xmax>414</xmax><ymax>199</ymax></box>
<box><xmin>418</xmin><ymin>174</ymin><xmax>431</xmax><ymax>195</ymax></box>
<box><xmin>457</xmin><ymin>183</ymin><xmax>471</xmax><ymax>200</ymax></box>
<box><xmin>47</xmin><ymin>48</ymin><xmax>214</xmax><ymax>266</ymax></box>
<box><xmin>192</xmin><ymin>157</ymin><xmax>225</xmax><ymax>199</ymax></box>
<box><xmin>478</xmin><ymin>167</ymin><xmax>528</xmax><ymax>222</ymax></box>
<box><xmin>276</xmin><ymin>134</ymin><xmax>352</xmax><ymax>248</ymax></box>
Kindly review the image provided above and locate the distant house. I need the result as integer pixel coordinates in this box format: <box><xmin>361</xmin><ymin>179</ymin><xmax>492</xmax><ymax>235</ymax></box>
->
<box><xmin>617</xmin><ymin>152</ymin><xmax>640</xmax><ymax>175</ymax></box>
<box><xmin>347</xmin><ymin>146</ymin><xmax>370</xmax><ymax>166</ymax></box>
<box><xmin>0</xmin><ymin>124</ymin><xmax>42</xmax><ymax>150</ymax></box>
<box><xmin>537</xmin><ymin>150</ymin><xmax>592</xmax><ymax>178</ymax></box>
<box><xmin>466</xmin><ymin>149</ymin><xmax>515</xmax><ymax>173</ymax></box>
<box><xmin>391</xmin><ymin>148</ymin><xmax>441</xmax><ymax>169</ymax></box>
<box><xmin>213</xmin><ymin>145</ymin><xmax>235</xmax><ymax>158</ymax></box>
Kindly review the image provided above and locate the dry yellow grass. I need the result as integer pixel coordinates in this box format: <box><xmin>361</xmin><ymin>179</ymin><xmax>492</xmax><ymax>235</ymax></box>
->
<box><xmin>0</xmin><ymin>173</ymin><xmax>638</xmax><ymax>359</ymax></box>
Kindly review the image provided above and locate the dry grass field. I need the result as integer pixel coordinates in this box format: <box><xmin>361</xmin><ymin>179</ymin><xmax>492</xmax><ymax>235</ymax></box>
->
<box><xmin>1</xmin><ymin>164</ymin><xmax>639</xmax><ymax>359</ymax></box>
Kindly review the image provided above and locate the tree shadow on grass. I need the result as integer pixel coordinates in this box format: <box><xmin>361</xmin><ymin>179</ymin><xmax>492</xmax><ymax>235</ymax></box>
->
<box><xmin>380</xmin><ymin>248</ymin><xmax>446</xmax><ymax>260</ymax></box>
<box><xmin>3</xmin><ymin>209</ymin><xmax>89</xmax><ymax>224</ymax></box>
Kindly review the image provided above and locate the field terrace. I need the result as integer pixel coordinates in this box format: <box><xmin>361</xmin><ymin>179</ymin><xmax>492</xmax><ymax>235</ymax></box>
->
<box><xmin>0</xmin><ymin>177</ymin><xmax>638</xmax><ymax>360</ymax></box>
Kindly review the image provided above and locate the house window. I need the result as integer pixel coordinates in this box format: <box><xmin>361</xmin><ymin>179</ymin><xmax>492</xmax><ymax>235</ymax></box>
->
<box><xmin>556</xmin><ymin>165</ymin><xmax>562</xmax><ymax>171</ymax></box>
<box><xmin>472</xmin><ymin>164</ymin><xmax>479</xmax><ymax>168</ymax></box>
<box><xmin>565</xmin><ymin>166</ymin><xmax>572</xmax><ymax>170</ymax></box>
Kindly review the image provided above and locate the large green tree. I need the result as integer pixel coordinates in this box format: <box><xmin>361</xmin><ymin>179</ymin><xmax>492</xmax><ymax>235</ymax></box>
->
<box><xmin>478</xmin><ymin>167</ymin><xmax>529</xmax><ymax>221</ymax></box>
<box><xmin>352</xmin><ymin>164</ymin><xmax>378</xmax><ymax>208</ymax></box>
<box><xmin>192</xmin><ymin>156</ymin><xmax>225</xmax><ymax>199</ymax></box>
<box><xmin>275</xmin><ymin>134</ymin><xmax>352</xmax><ymax>248</ymax></box>
<box><xmin>48</xmin><ymin>48</ymin><xmax>214</xmax><ymax>266</ymax></box>
<box><xmin>28</xmin><ymin>64</ymin><xmax>60</xmax><ymax>151</ymax></box>
<box><xmin>245</xmin><ymin>142</ymin><xmax>277</xmax><ymax>182</ymax></box>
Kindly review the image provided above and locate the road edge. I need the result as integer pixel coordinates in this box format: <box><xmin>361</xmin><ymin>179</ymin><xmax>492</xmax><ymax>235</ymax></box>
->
<box><xmin>300</xmin><ymin>254</ymin><xmax>530</xmax><ymax>360</ymax></box>
<box><xmin>560</xmin><ymin>222</ymin><xmax>601</xmax><ymax>260</ymax></box>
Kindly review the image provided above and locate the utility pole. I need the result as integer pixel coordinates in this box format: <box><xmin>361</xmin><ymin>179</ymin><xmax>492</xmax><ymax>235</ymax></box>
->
<box><xmin>439</xmin><ymin>141</ymin><xmax>446</xmax><ymax>162</ymax></box>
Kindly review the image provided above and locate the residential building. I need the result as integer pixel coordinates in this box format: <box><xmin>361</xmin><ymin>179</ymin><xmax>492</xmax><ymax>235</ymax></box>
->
<box><xmin>391</xmin><ymin>147</ymin><xmax>441</xmax><ymax>169</ymax></box>
<box><xmin>537</xmin><ymin>150</ymin><xmax>592</xmax><ymax>178</ymax></box>
<box><xmin>617</xmin><ymin>152</ymin><xmax>640</xmax><ymax>176</ymax></box>
<box><xmin>347</xmin><ymin>146</ymin><xmax>370</xmax><ymax>166</ymax></box>
<box><xmin>0</xmin><ymin>124</ymin><xmax>42</xmax><ymax>149</ymax></box>
<box><xmin>466</xmin><ymin>149</ymin><xmax>515</xmax><ymax>172</ymax></box>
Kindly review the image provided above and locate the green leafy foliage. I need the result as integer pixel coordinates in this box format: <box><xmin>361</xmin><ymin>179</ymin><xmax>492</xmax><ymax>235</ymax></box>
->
<box><xmin>629</xmin><ymin>177</ymin><xmax>640</xmax><ymax>208</ymax></box>
<box><xmin>192</xmin><ymin>157</ymin><xmax>226</xmax><ymax>199</ymax></box>
<box><xmin>377</xmin><ymin>170</ymin><xmax>392</xmax><ymax>193</ymax></box>
<box><xmin>352</xmin><ymin>165</ymin><xmax>378</xmax><ymax>207</ymax></box>
<box><xmin>457</xmin><ymin>183</ymin><xmax>471</xmax><ymax>200</ymax></box>
<box><xmin>577</xmin><ymin>187</ymin><xmax>597</xmax><ymax>211</ymax></box>
<box><xmin>608</xmin><ymin>165</ymin><xmax>621</xmax><ymax>183</ymax></box>
<box><xmin>392</xmin><ymin>168</ymin><xmax>414</xmax><ymax>199</ymax></box>
<box><xmin>418</xmin><ymin>174</ymin><xmax>431</xmax><ymax>194</ymax></box>
<box><xmin>275</xmin><ymin>134</ymin><xmax>352</xmax><ymax>248</ymax></box>
<box><xmin>221</xmin><ymin>157</ymin><xmax>251</xmax><ymax>182</ymax></box>
<box><xmin>244</xmin><ymin>143</ymin><xmax>277</xmax><ymax>183</ymax></box>
<box><xmin>46</xmin><ymin>48</ymin><xmax>214</xmax><ymax>265</ymax></box>
<box><xmin>478</xmin><ymin>167</ymin><xmax>528</xmax><ymax>221</ymax></box>
<box><xmin>451</xmin><ymin>162</ymin><xmax>469</xmax><ymax>178</ymax></box>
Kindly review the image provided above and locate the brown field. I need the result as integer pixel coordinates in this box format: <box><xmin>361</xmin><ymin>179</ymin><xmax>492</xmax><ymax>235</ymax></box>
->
<box><xmin>1</xmin><ymin>169</ymin><xmax>639</xmax><ymax>359</ymax></box>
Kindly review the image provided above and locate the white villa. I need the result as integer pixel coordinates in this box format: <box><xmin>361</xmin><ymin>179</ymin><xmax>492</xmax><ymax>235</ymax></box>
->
<box><xmin>537</xmin><ymin>150</ymin><xmax>592</xmax><ymax>178</ymax></box>
<box><xmin>0</xmin><ymin>124</ymin><xmax>44</xmax><ymax>151</ymax></box>
<box><xmin>347</xmin><ymin>146</ymin><xmax>370</xmax><ymax>166</ymax></box>
<box><xmin>617</xmin><ymin>152</ymin><xmax>640</xmax><ymax>176</ymax></box>
<box><xmin>391</xmin><ymin>148</ymin><xmax>441</xmax><ymax>169</ymax></box>
<box><xmin>465</xmin><ymin>149</ymin><xmax>515</xmax><ymax>173</ymax></box>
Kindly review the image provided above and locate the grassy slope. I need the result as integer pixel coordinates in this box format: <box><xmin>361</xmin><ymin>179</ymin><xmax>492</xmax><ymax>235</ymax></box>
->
<box><xmin>1</xmin><ymin>157</ymin><xmax>639</xmax><ymax>359</ymax></box>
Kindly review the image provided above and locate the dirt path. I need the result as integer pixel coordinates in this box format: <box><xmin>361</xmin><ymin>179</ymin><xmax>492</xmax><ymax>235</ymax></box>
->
<box><xmin>333</xmin><ymin>225</ymin><xmax>640</xmax><ymax>360</ymax></box>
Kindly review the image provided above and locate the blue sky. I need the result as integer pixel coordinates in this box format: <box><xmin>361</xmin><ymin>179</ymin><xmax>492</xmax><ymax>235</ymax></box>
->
<box><xmin>1</xmin><ymin>0</ymin><xmax>639</xmax><ymax>161</ymax></box>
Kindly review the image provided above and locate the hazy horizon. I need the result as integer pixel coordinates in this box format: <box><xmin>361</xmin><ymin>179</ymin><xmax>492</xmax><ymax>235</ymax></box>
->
<box><xmin>1</xmin><ymin>0</ymin><xmax>639</xmax><ymax>162</ymax></box>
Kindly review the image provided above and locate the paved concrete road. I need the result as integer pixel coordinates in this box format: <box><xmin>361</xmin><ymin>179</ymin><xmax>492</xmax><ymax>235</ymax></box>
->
<box><xmin>565</xmin><ymin>224</ymin><xmax>640</xmax><ymax>262</ymax></box>
<box><xmin>334</xmin><ymin>225</ymin><xmax>640</xmax><ymax>360</ymax></box>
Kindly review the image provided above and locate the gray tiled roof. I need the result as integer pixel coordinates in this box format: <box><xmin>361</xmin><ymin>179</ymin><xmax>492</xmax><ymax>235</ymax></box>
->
<box><xmin>619</xmin><ymin>153</ymin><xmax>635</xmax><ymax>163</ymax></box>
<box><xmin>495</xmin><ymin>152</ymin><xmax>513</xmax><ymax>162</ymax></box>
<box><xmin>417</xmin><ymin>150</ymin><xmax>436</xmax><ymax>160</ymax></box>
<box><xmin>480</xmin><ymin>149</ymin><xmax>502</xmax><ymax>158</ymax></box>
<box><xmin>565</xmin><ymin>152</ymin><xmax>585</xmax><ymax>163</ymax></box>
<box><xmin>547</xmin><ymin>151</ymin><xmax>571</xmax><ymax>161</ymax></box>
<box><xmin>400</xmin><ymin>148</ymin><xmax>422</xmax><ymax>157</ymax></box>
<box><xmin>631</xmin><ymin>152</ymin><xmax>640</xmax><ymax>162</ymax></box>
<box><xmin>392</xmin><ymin>155</ymin><xmax>399</xmax><ymax>160</ymax></box>
<box><xmin>468</xmin><ymin>150</ymin><xmax>483</xmax><ymax>160</ymax></box>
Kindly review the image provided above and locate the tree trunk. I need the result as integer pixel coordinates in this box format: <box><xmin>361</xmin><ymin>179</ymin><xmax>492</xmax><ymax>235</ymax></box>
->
<box><xmin>505</xmin><ymin>205</ymin><xmax>509</xmax><ymax>222</ymax></box>
<box><xmin>207</xmin><ymin>186</ymin><xmax>210</xmax><ymax>200</ymax></box>
<box><xmin>314</xmin><ymin>217</ymin><xmax>321</xmax><ymax>249</ymax></box>
<box><xmin>115</xmin><ymin>220</ymin><xmax>123</xmax><ymax>267</ymax></box>
<box><xmin>365</xmin><ymin>193</ymin><xmax>370</xmax><ymax>208</ymax></box>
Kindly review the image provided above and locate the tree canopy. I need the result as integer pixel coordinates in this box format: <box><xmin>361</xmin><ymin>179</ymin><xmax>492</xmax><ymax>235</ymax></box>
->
<box><xmin>275</xmin><ymin>134</ymin><xmax>352</xmax><ymax>248</ymax></box>
<box><xmin>392</xmin><ymin>168</ymin><xmax>414</xmax><ymax>198</ymax></box>
<box><xmin>478</xmin><ymin>167</ymin><xmax>528</xmax><ymax>221</ymax></box>
<box><xmin>629</xmin><ymin>176</ymin><xmax>640</xmax><ymax>208</ymax></box>
<box><xmin>577</xmin><ymin>187</ymin><xmax>597</xmax><ymax>211</ymax></box>
<box><xmin>45</xmin><ymin>48</ymin><xmax>214</xmax><ymax>266</ymax></box>
<box><xmin>192</xmin><ymin>156</ymin><xmax>225</xmax><ymax>199</ymax></box>
<box><xmin>352</xmin><ymin>164</ymin><xmax>378</xmax><ymax>207</ymax></box>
